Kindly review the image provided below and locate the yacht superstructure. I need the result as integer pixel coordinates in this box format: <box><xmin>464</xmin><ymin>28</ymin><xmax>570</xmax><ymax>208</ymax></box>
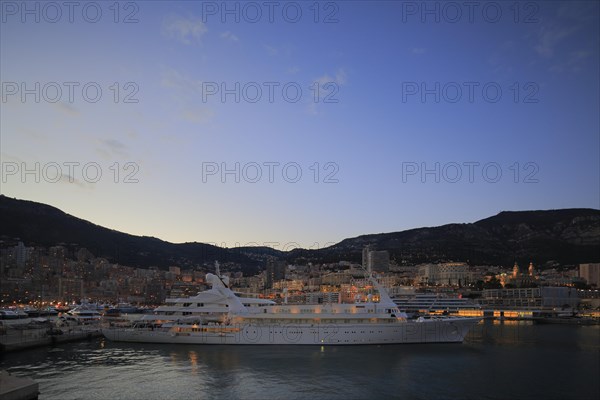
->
<box><xmin>393</xmin><ymin>293</ymin><xmax>481</xmax><ymax>317</ymax></box>
<box><xmin>140</xmin><ymin>279</ymin><xmax>275</xmax><ymax>325</ymax></box>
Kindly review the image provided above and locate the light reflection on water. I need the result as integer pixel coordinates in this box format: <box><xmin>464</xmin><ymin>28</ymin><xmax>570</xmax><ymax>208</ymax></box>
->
<box><xmin>0</xmin><ymin>322</ymin><xmax>598</xmax><ymax>400</ymax></box>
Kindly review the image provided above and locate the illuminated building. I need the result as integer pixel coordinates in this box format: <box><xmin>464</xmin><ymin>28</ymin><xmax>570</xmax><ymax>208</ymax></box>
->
<box><xmin>579</xmin><ymin>263</ymin><xmax>600</xmax><ymax>287</ymax></box>
<box><xmin>418</xmin><ymin>262</ymin><xmax>470</xmax><ymax>286</ymax></box>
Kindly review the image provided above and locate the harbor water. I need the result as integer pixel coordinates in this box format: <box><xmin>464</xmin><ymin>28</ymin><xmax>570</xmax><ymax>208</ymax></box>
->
<box><xmin>1</xmin><ymin>321</ymin><xmax>598</xmax><ymax>400</ymax></box>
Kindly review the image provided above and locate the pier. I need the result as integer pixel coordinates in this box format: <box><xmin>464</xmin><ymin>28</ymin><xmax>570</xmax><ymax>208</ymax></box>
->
<box><xmin>0</xmin><ymin>370</ymin><xmax>39</xmax><ymax>400</ymax></box>
<box><xmin>0</xmin><ymin>326</ymin><xmax>101</xmax><ymax>353</ymax></box>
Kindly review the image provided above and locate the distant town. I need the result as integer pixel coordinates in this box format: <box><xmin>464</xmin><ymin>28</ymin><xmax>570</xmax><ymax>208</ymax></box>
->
<box><xmin>1</xmin><ymin>241</ymin><xmax>598</xmax><ymax>318</ymax></box>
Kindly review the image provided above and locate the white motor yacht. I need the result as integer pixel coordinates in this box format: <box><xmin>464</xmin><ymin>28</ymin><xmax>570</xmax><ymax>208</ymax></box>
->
<box><xmin>103</xmin><ymin>272</ymin><xmax>481</xmax><ymax>345</ymax></box>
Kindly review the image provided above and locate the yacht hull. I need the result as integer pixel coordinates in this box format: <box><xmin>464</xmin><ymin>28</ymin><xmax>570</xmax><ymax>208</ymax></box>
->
<box><xmin>102</xmin><ymin>318</ymin><xmax>480</xmax><ymax>345</ymax></box>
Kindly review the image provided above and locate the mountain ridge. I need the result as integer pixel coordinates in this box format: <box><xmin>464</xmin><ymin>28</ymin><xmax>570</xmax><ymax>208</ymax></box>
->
<box><xmin>1</xmin><ymin>195</ymin><xmax>599</xmax><ymax>269</ymax></box>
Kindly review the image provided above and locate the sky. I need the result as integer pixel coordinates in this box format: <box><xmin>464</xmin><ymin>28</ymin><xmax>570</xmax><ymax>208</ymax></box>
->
<box><xmin>1</xmin><ymin>1</ymin><xmax>599</xmax><ymax>250</ymax></box>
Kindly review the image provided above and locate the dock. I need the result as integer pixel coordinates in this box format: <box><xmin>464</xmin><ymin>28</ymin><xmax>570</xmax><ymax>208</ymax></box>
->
<box><xmin>0</xmin><ymin>370</ymin><xmax>39</xmax><ymax>400</ymax></box>
<box><xmin>0</xmin><ymin>327</ymin><xmax>102</xmax><ymax>353</ymax></box>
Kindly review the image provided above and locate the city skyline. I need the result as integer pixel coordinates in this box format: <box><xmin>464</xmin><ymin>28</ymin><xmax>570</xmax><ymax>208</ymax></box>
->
<box><xmin>1</xmin><ymin>1</ymin><xmax>599</xmax><ymax>249</ymax></box>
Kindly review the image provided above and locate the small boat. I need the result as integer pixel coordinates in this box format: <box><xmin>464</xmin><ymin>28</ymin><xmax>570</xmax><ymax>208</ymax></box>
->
<box><xmin>67</xmin><ymin>300</ymin><xmax>102</xmax><ymax>323</ymax></box>
<box><xmin>0</xmin><ymin>309</ymin><xmax>22</xmax><ymax>320</ymax></box>
<box><xmin>113</xmin><ymin>303</ymin><xmax>140</xmax><ymax>314</ymax></box>
<box><xmin>25</xmin><ymin>307</ymin><xmax>59</xmax><ymax>317</ymax></box>
<box><xmin>0</xmin><ymin>308</ymin><xmax>31</xmax><ymax>325</ymax></box>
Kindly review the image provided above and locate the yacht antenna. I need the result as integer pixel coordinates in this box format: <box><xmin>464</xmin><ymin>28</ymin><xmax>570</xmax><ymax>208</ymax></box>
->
<box><xmin>214</xmin><ymin>261</ymin><xmax>230</xmax><ymax>288</ymax></box>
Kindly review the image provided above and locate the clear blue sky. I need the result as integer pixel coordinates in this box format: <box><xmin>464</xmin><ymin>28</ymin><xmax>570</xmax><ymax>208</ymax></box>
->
<box><xmin>1</xmin><ymin>1</ymin><xmax>599</xmax><ymax>249</ymax></box>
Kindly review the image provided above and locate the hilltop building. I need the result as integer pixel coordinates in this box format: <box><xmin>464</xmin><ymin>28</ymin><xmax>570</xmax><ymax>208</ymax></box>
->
<box><xmin>362</xmin><ymin>246</ymin><xmax>390</xmax><ymax>273</ymax></box>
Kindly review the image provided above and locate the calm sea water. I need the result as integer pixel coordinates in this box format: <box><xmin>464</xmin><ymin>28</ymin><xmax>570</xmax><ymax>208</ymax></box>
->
<box><xmin>1</xmin><ymin>321</ymin><xmax>598</xmax><ymax>400</ymax></box>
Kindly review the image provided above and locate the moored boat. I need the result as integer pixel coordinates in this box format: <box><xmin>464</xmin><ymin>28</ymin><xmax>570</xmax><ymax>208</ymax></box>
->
<box><xmin>103</xmin><ymin>272</ymin><xmax>481</xmax><ymax>345</ymax></box>
<box><xmin>67</xmin><ymin>300</ymin><xmax>102</xmax><ymax>324</ymax></box>
<box><xmin>0</xmin><ymin>308</ymin><xmax>32</xmax><ymax>326</ymax></box>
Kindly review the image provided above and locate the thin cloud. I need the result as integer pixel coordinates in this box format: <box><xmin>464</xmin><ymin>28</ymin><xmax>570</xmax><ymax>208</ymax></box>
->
<box><xmin>0</xmin><ymin>153</ymin><xmax>89</xmax><ymax>189</ymax></box>
<box><xmin>264</xmin><ymin>44</ymin><xmax>278</xmax><ymax>56</ymax></box>
<box><xmin>530</xmin><ymin>3</ymin><xmax>597</xmax><ymax>75</ymax></box>
<box><xmin>568</xmin><ymin>50</ymin><xmax>592</xmax><ymax>67</ymax></box>
<box><xmin>53</xmin><ymin>102</ymin><xmax>79</xmax><ymax>116</ymax></box>
<box><xmin>0</xmin><ymin>153</ymin><xmax>23</xmax><ymax>163</ymax></box>
<box><xmin>308</xmin><ymin>68</ymin><xmax>347</xmax><ymax>114</ymax></box>
<box><xmin>534</xmin><ymin>25</ymin><xmax>574</xmax><ymax>57</ymax></box>
<box><xmin>182</xmin><ymin>108</ymin><xmax>215</xmax><ymax>123</ymax></box>
<box><xmin>160</xmin><ymin>69</ymin><xmax>186</xmax><ymax>89</ymax></box>
<box><xmin>159</xmin><ymin>68</ymin><xmax>216</xmax><ymax>124</ymax></box>
<box><xmin>335</xmin><ymin>69</ymin><xmax>347</xmax><ymax>85</ymax></box>
<box><xmin>58</xmin><ymin>174</ymin><xmax>88</xmax><ymax>188</ymax></box>
<box><xmin>98</xmin><ymin>138</ymin><xmax>129</xmax><ymax>157</ymax></box>
<box><xmin>411</xmin><ymin>48</ymin><xmax>426</xmax><ymax>55</ymax></box>
<box><xmin>220</xmin><ymin>31</ymin><xmax>239</xmax><ymax>42</ymax></box>
<box><xmin>160</xmin><ymin>68</ymin><xmax>203</xmax><ymax>95</ymax></box>
<box><xmin>17</xmin><ymin>127</ymin><xmax>47</xmax><ymax>142</ymax></box>
<box><xmin>126</xmin><ymin>129</ymin><xmax>138</xmax><ymax>139</ymax></box>
<box><xmin>550</xmin><ymin>50</ymin><xmax>593</xmax><ymax>73</ymax></box>
<box><xmin>314</xmin><ymin>68</ymin><xmax>347</xmax><ymax>89</ymax></box>
<box><xmin>532</xmin><ymin>4</ymin><xmax>596</xmax><ymax>59</ymax></box>
<box><xmin>263</xmin><ymin>43</ymin><xmax>293</xmax><ymax>57</ymax></box>
<box><xmin>162</xmin><ymin>15</ymin><xmax>207</xmax><ymax>44</ymax></box>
